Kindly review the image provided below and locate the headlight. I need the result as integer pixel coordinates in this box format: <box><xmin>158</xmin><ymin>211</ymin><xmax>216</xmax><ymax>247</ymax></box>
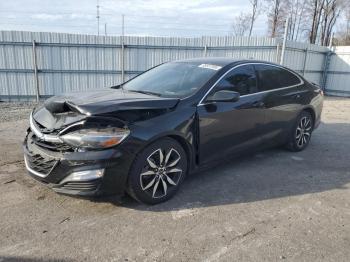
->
<box><xmin>60</xmin><ymin>127</ymin><xmax>130</xmax><ymax>149</ymax></box>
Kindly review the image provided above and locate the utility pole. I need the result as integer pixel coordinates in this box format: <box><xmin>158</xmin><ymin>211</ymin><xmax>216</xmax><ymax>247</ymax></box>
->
<box><xmin>104</xmin><ymin>23</ymin><xmax>107</xmax><ymax>36</ymax></box>
<box><xmin>96</xmin><ymin>0</ymin><xmax>100</xmax><ymax>36</ymax></box>
<box><xmin>32</xmin><ymin>40</ymin><xmax>40</xmax><ymax>102</ymax></box>
<box><xmin>328</xmin><ymin>32</ymin><xmax>334</xmax><ymax>49</ymax></box>
<box><xmin>121</xmin><ymin>14</ymin><xmax>125</xmax><ymax>82</ymax></box>
<box><xmin>121</xmin><ymin>14</ymin><xmax>125</xmax><ymax>39</ymax></box>
<box><xmin>280</xmin><ymin>16</ymin><xmax>290</xmax><ymax>65</ymax></box>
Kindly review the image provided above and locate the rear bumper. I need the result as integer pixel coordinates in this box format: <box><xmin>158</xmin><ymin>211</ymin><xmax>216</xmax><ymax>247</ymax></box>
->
<box><xmin>310</xmin><ymin>91</ymin><xmax>323</xmax><ymax>130</ymax></box>
<box><xmin>314</xmin><ymin>114</ymin><xmax>321</xmax><ymax>129</ymax></box>
<box><xmin>23</xmin><ymin>132</ymin><xmax>135</xmax><ymax>197</ymax></box>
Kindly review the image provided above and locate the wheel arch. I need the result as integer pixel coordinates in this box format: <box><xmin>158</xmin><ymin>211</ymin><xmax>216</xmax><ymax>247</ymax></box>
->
<box><xmin>167</xmin><ymin>134</ymin><xmax>195</xmax><ymax>172</ymax></box>
<box><xmin>302</xmin><ymin>106</ymin><xmax>316</xmax><ymax>128</ymax></box>
<box><xmin>132</xmin><ymin>132</ymin><xmax>196</xmax><ymax>173</ymax></box>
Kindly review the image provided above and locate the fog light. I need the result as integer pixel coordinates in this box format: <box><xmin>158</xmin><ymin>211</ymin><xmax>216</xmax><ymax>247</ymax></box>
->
<box><xmin>60</xmin><ymin>169</ymin><xmax>105</xmax><ymax>184</ymax></box>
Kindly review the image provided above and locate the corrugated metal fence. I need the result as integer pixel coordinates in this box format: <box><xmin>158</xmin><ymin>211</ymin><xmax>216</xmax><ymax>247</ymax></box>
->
<box><xmin>325</xmin><ymin>46</ymin><xmax>350</xmax><ymax>96</ymax></box>
<box><xmin>0</xmin><ymin>30</ymin><xmax>348</xmax><ymax>101</ymax></box>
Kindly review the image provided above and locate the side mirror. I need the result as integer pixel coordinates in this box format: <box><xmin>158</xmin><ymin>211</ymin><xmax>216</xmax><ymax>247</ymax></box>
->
<box><xmin>206</xmin><ymin>90</ymin><xmax>240</xmax><ymax>103</ymax></box>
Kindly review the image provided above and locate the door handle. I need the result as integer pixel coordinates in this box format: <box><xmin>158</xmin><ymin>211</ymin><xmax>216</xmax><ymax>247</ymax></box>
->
<box><xmin>294</xmin><ymin>94</ymin><xmax>301</xmax><ymax>99</ymax></box>
<box><xmin>252</xmin><ymin>101</ymin><xmax>265</xmax><ymax>108</ymax></box>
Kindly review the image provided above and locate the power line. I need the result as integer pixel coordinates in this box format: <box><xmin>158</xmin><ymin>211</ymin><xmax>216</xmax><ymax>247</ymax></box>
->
<box><xmin>0</xmin><ymin>15</ymin><xmax>232</xmax><ymax>31</ymax></box>
<box><xmin>0</xmin><ymin>16</ymin><xmax>232</xmax><ymax>31</ymax></box>
<box><xmin>0</xmin><ymin>8</ymin><xmax>236</xmax><ymax>35</ymax></box>
<box><xmin>0</xmin><ymin>24</ymin><xmax>232</xmax><ymax>37</ymax></box>
<box><xmin>125</xmin><ymin>17</ymin><xmax>232</xmax><ymax>28</ymax></box>
<box><xmin>100</xmin><ymin>8</ymin><xmax>235</xmax><ymax>23</ymax></box>
<box><xmin>0</xmin><ymin>10</ymin><xmax>97</xmax><ymax>16</ymax></box>
<box><xmin>0</xmin><ymin>21</ymin><xmax>231</xmax><ymax>33</ymax></box>
<box><xmin>0</xmin><ymin>7</ymin><xmax>235</xmax><ymax>36</ymax></box>
<box><xmin>0</xmin><ymin>9</ymin><xmax>235</xmax><ymax>23</ymax></box>
<box><xmin>0</xmin><ymin>22</ymin><xmax>96</xmax><ymax>29</ymax></box>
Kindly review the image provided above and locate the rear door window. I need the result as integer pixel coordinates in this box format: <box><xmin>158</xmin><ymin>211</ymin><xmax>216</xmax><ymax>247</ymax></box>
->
<box><xmin>254</xmin><ymin>64</ymin><xmax>302</xmax><ymax>92</ymax></box>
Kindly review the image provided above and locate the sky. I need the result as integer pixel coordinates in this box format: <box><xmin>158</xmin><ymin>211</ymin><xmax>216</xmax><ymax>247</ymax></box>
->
<box><xmin>0</xmin><ymin>0</ymin><xmax>268</xmax><ymax>37</ymax></box>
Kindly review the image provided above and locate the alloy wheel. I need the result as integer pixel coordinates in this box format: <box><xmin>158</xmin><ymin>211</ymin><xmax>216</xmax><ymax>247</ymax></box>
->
<box><xmin>140</xmin><ymin>148</ymin><xmax>182</xmax><ymax>198</ymax></box>
<box><xmin>295</xmin><ymin>116</ymin><xmax>312</xmax><ymax>147</ymax></box>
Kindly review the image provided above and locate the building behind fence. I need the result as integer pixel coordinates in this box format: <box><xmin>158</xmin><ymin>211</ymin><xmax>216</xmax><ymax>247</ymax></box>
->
<box><xmin>0</xmin><ymin>30</ymin><xmax>349</xmax><ymax>101</ymax></box>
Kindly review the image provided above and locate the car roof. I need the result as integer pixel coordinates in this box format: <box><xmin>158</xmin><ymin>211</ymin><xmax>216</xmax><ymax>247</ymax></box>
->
<box><xmin>175</xmin><ymin>57</ymin><xmax>279</xmax><ymax>67</ymax></box>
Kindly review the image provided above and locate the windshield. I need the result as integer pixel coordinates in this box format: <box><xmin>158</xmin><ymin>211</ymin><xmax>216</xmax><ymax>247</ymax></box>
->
<box><xmin>121</xmin><ymin>62</ymin><xmax>219</xmax><ymax>98</ymax></box>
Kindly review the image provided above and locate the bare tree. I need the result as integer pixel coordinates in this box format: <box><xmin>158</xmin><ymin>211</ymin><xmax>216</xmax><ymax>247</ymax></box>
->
<box><xmin>305</xmin><ymin>0</ymin><xmax>344</xmax><ymax>45</ymax></box>
<box><xmin>335</xmin><ymin>3</ymin><xmax>350</xmax><ymax>45</ymax></box>
<box><xmin>319</xmin><ymin>0</ymin><xmax>342</xmax><ymax>45</ymax></box>
<box><xmin>257</xmin><ymin>0</ymin><xmax>345</xmax><ymax>44</ymax></box>
<box><xmin>287</xmin><ymin>0</ymin><xmax>307</xmax><ymax>41</ymax></box>
<box><xmin>269</xmin><ymin>0</ymin><xmax>281</xmax><ymax>37</ymax></box>
<box><xmin>346</xmin><ymin>4</ymin><xmax>350</xmax><ymax>37</ymax></box>
<box><xmin>266</xmin><ymin>0</ymin><xmax>289</xmax><ymax>38</ymax></box>
<box><xmin>232</xmin><ymin>12</ymin><xmax>251</xmax><ymax>36</ymax></box>
<box><xmin>308</xmin><ymin>0</ymin><xmax>326</xmax><ymax>44</ymax></box>
<box><xmin>248</xmin><ymin>0</ymin><xmax>260</xmax><ymax>37</ymax></box>
<box><xmin>334</xmin><ymin>9</ymin><xmax>350</xmax><ymax>45</ymax></box>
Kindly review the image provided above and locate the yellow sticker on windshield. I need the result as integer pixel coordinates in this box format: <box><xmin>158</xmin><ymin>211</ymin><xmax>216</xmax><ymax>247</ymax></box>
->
<box><xmin>198</xmin><ymin>64</ymin><xmax>222</xmax><ymax>71</ymax></box>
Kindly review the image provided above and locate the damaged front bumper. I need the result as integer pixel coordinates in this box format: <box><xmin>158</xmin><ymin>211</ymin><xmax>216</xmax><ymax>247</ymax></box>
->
<box><xmin>23</xmin><ymin>131</ymin><xmax>134</xmax><ymax>197</ymax></box>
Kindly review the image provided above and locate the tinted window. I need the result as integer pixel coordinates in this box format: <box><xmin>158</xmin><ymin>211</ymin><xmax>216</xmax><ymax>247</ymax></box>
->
<box><xmin>213</xmin><ymin>65</ymin><xmax>257</xmax><ymax>96</ymax></box>
<box><xmin>255</xmin><ymin>64</ymin><xmax>301</xmax><ymax>91</ymax></box>
<box><xmin>279</xmin><ymin>68</ymin><xmax>302</xmax><ymax>87</ymax></box>
<box><xmin>122</xmin><ymin>62</ymin><xmax>218</xmax><ymax>98</ymax></box>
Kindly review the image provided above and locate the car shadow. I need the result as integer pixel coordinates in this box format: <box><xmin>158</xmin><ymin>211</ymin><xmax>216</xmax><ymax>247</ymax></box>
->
<box><xmin>100</xmin><ymin>122</ymin><xmax>350</xmax><ymax>212</ymax></box>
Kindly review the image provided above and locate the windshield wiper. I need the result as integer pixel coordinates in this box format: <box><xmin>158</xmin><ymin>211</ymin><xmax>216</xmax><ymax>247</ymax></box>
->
<box><xmin>110</xmin><ymin>84</ymin><xmax>123</xmax><ymax>89</ymax></box>
<box><xmin>128</xmin><ymin>90</ymin><xmax>162</xmax><ymax>97</ymax></box>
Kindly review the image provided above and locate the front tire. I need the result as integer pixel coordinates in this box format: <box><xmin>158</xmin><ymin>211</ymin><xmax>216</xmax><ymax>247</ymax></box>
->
<box><xmin>127</xmin><ymin>137</ymin><xmax>188</xmax><ymax>205</ymax></box>
<box><xmin>286</xmin><ymin>110</ymin><xmax>314</xmax><ymax>152</ymax></box>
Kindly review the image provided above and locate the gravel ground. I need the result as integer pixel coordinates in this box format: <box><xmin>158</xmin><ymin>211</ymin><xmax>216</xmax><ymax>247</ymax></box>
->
<box><xmin>0</xmin><ymin>97</ymin><xmax>349</xmax><ymax>262</ymax></box>
<box><xmin>0</xmin><ymin>102</ymin><xmax>37</xmax><ymax>122</ymax></box>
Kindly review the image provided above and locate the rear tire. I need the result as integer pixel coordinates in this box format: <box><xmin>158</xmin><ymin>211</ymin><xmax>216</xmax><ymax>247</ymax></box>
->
<box><xmin>127</xmin><ymin>137</ymin><xmax>187</xmax><ymax>205</ymax></box>
<box><xmin>286</xmin><ymin>110</ymin><xmax>314</xmax><ymax>152</ymax></box>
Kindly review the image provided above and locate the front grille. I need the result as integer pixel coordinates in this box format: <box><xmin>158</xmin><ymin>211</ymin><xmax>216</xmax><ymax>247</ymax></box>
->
<box><xmin>60</xmin><ymin>180</ymin><xmax>100</xmax><ymax>192</ymax></box>
<box><xmin>26</xmin><ymin>153</ymin><xmax>58</xmax><ymax>175</ymax></box>
<box><xmin>29</xmin><ymin>115</ymin><xmax>72</xmax><ymax>152</ymax></box>
<box><xmin>31</xmin><ymin>134</ymin><xmax>73</xmax><ymax>152</ymax></box>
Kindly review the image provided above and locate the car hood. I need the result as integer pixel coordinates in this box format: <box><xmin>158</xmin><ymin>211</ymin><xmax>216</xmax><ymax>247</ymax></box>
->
<box><xmin>32</xmin><ymin>88</ymin><xmax>179</xmax><ymax>130</ymax></box>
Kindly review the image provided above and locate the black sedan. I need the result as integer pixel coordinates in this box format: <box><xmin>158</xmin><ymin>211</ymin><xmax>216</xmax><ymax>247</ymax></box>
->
<box><xmin>23</xmin><ymin>58</ymin><xmax>323</xmax><ymax>204</ymax></box>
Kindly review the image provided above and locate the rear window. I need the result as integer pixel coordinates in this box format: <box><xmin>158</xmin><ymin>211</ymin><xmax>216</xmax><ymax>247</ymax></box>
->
<box><xmin>255</xmin><ymin>64</ymin><xmax>302</xmax><ymax>91</ymax></box>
